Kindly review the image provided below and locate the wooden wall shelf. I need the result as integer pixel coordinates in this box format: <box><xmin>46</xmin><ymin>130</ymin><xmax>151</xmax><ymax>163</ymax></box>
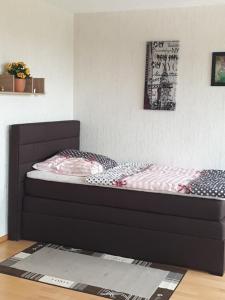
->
<box><xmin>0</xmin><ymin>75</ymin><xmax>45</xmax><ymax>95</ymax></box>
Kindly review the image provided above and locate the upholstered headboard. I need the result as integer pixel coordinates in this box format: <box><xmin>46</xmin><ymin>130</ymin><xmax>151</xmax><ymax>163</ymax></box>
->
<box><xmin>8</xmin><ymin>120</ymin><xmax>80</xmax><ymax>240</ymax></box>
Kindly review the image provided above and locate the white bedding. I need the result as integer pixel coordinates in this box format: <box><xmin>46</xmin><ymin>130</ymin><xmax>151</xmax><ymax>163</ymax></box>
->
<box><xmin>27</xmin><ymin>170</ymin><xmax>86</xmax><ymax>185</ymax></box>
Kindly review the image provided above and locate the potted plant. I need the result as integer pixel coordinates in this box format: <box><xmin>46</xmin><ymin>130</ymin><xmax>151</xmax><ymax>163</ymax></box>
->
<box><xmin>6</xmin><ymin>62</ymin><xmax>30</xmax><ymax>92</ymax></box>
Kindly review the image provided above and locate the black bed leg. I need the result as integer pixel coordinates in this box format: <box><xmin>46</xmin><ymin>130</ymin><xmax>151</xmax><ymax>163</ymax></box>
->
<box><xmin>209</xmin><ymin>270</ymin><xmax>224</xmax><ymax>277</ymax></box>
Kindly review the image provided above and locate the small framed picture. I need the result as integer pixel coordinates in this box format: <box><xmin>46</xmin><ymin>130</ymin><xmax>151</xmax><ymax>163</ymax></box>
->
<box><xmin>211</xmin><ymin>52</ymin><xmax>225</xmax><ymax>86</ymax></box>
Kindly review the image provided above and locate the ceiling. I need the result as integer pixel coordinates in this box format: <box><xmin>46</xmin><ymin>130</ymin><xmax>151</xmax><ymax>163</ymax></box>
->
<box><xmin>45</xmin><ymin>0</ymin><xmax>225</xmax><ymax>13</ymax></box>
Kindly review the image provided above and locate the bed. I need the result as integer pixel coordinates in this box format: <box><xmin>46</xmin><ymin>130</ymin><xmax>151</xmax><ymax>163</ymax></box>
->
<box><xmin>8</xmin><ymin>120</ymin><xmax>225</xmax><ymax>276</ymax></box>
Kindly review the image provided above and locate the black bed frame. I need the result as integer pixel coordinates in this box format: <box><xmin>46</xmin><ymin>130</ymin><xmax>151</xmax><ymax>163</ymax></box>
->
<box><xmin>8</xmin><ymin>120</ymin><xmax>225</xmax><ymax>276</ymax></box>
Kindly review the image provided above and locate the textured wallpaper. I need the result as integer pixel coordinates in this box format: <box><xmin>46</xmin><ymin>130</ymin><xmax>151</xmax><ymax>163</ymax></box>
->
<box><xmin>74</xmin><ymin>5</ymin><xmax>225</xmax><ymax>170</ymax></box>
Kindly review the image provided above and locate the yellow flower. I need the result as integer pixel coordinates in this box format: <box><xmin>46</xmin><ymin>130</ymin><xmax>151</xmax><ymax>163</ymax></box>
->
<box><xmin>6</xmin><ymin>63</ymin><xmax>12</xmax><ymax>71</ymax></box>
<box><xmin>25</xmin><ymin>68</ymin><xmax>30</xmax><ymax>75</ymax></box>
<box><xmin>17</xmin><ymin>72</ymin><xmax>26</xmax><ymax>79</ymax></box>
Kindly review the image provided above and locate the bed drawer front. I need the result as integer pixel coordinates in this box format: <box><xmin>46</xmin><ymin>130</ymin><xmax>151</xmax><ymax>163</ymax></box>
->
<box><xmin>23</xmin><ymin>196</ymin><xmax>225</xmax><ymax>240</ymax></box>
<box><xmin>21</xmin><ymin>212</ymin><xmax>225</xmax><ymax>276</ymax></box>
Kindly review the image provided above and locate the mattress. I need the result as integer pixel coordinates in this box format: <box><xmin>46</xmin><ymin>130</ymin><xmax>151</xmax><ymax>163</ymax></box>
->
<box><xmin>27</xmin><ymin>170</ymin><xmax>225</xmax><ymax>202</ymax></box>
<box><xmin>27</xmin><ymin>170</ymin><xmax>86</xmax><ymax>185</ymax></box>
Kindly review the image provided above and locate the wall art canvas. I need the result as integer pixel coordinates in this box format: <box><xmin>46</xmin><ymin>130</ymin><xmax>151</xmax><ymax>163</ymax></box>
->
<box><xmin>211</xmin><ymin>52</ymin><xmax>225</xmax><ymax>86</ymax></box>
<box><xmin>144</xmin><ymin>40</ymin><xmax>180</xmax><ymax>111</ymax></box>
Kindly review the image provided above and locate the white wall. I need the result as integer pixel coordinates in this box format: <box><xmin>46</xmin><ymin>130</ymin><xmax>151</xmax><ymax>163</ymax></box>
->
<box><xmin>74</xmin><ymin>5</ymin><xmax>225</xmax><ymax>169</ymax></box>
<box><xmin>45</xmin><ymin>0</ymin><xmax>225</xmax><ymax>13</ymax></box>
<box><xmin>0</xmin><ymin>0</ymin><xmax>74</xmax><ymax>236</ymax></box>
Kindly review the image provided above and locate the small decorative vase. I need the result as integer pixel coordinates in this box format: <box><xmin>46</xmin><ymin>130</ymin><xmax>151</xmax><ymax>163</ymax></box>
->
<box><xmin>15</xmin><ymin>78</ymin><xmax>26</xmax><ymax>92</ymax></box>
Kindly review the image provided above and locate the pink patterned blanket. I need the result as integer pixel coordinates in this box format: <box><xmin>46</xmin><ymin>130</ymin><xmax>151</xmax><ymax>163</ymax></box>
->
<box><xmin>87</xmin><ymin>163</ymin><xmax>201</xmax><ymax>194</ymax></box>
<box><xmin>123</xmin><ymin>164</ymin><xmax>201</xmax><ymax>193</ymax></box>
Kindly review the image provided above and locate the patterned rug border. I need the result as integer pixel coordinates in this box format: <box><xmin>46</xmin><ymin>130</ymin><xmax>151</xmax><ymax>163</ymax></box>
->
<box><xmin>0</xmin><ymin>243</ymin><xmax>187</xmax><ymax>300</ymax></box>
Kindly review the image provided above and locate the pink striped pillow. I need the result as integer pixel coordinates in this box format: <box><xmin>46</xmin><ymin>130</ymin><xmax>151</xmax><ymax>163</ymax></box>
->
<box><xmin>33</xmin><ymin>155</ymin><xmax>104</xmax><ymax>177</ymax></box>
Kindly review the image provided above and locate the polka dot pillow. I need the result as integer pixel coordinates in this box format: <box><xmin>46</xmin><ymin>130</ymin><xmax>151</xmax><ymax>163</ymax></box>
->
<box><xmin>58</xmin><ymin>149</ymin><xmax>118</xmax><ymax>170</ymax></box>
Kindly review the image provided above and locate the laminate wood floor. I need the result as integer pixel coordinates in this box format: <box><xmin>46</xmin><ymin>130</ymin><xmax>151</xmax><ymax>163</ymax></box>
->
<box><xmin>0</xmin><ymin>240</ymin><xmax>224</xmax><ymax>300</ymax></box>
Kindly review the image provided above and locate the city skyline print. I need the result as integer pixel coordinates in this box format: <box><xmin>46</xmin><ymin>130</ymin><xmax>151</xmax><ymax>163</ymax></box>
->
<box><xmin>144</xmin><ymin>40</ymin><xmax>180</xmax><ymax>111</ymax></box>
